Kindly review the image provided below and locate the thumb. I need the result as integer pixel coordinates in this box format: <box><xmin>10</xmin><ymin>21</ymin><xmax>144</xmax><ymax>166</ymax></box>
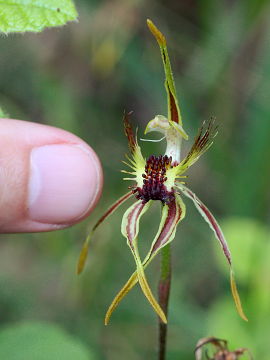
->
<box><xmin>0</xmin><ymin>118</ymin><xmax>103</xmax><ymax>233</ymax></box>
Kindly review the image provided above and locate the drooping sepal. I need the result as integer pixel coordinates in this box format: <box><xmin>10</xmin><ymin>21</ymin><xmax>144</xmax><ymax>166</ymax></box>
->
<box><xmin>121</xmin><ymin>200</ymin><xmax>167</xmax><ymax>323</ymax></box>
<box><xmin>178</xmin><ymin>184</ymin><xmax>248</xmax><ymax>321</ymax></box>
<box><xmin>77</xmin><ymin>191</ymin><xmax>133</xmax><ymax>274</ymax></box>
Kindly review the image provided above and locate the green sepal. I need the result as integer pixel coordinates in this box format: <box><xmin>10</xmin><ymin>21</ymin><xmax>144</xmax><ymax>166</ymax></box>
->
<box><xmin>147</xmin><ymin>19</ymin><xmax>182</xmax><ymax>125</ymax></box>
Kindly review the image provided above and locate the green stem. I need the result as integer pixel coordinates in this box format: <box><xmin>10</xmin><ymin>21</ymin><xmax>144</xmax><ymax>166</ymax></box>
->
<box><xmin>158</xmin><ymin>244</ymin><xmax>171</xmax><ymax>360</ymax></box>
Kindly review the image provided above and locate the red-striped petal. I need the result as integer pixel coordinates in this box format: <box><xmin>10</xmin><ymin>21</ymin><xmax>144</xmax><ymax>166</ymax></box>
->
<box><xmin>146</xmin><ymin>193</ymin><xmax>185</xmax><ymax>262</ymax></box>
<box><xmin>121</xmin><ymin>200</ymin><xmax>167</xmax><ymax>323</ymax></box>
<box><xmin>121</xmin><ymin>200</ymin><xmax>150</xmax><ymax>250</ymax></box>
<box><xmin>105</xmin><ymin>194</ymin><xmax>186</xmax><ymax>324</ymax></box>
<box><xmin>178</xmin><ymin>184</ymin><xmax>231</xmax><ymax>265</ymax></box>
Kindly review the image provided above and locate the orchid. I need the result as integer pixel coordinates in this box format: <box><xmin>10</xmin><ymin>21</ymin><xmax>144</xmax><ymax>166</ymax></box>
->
<box><xmin>77</xmin><ymin>19</ymin><xmax>247</xmax><ymax>325</ymax></box>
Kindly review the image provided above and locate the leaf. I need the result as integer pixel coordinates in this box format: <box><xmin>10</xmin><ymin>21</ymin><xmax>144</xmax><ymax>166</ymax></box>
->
<box><xmin>0</xmin><ymin>322</ymin><xmax>93</xmax><ymax>360</ymax></box>
<box><xmin>0</xmin><ymin>0</ymin><xmax>78</xmax><ymax>34</ymax></box>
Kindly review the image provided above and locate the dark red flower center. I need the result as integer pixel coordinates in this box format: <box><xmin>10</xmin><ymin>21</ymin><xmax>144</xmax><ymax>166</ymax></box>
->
<box><xmin>132</xmin><ymin>155</ymin><xmax>175</xmax><ymax>204</ymax></box>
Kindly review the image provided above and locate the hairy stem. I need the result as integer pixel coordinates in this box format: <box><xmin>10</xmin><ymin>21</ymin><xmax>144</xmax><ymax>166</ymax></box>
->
<box><xmin>158</xmin><ymin>244</ymin><xmax>171</xmax><ymax>360</ymax></box>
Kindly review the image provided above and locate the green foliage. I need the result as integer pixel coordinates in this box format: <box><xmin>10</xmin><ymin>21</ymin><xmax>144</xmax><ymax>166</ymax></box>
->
<box><xmin>0</xmin><ymin>106</ymin><xmax>9</xmax><ymax>117</ymax></box>
<box><xmin>0</xmin><ymin>0</ymin><xmax>78</xmax><ymax>33</ymax></box>
<box><xmin>0</xmin><ymin>322</ymin><xmax>94</xmax><ymax>360</ymax></box>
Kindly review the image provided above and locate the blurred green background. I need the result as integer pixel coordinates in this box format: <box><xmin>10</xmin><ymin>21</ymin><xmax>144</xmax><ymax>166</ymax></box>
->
<box><xmin>1</xmin><ymin>0</ymin><xmax>270</xmax><ymax>359</ymax></box>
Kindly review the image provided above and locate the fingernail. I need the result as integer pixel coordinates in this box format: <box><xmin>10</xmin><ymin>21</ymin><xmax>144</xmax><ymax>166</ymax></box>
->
<box><xmin>28</xmin><ymin>144</ymin><xmax>102</xmax><ymax>224</ymax></box>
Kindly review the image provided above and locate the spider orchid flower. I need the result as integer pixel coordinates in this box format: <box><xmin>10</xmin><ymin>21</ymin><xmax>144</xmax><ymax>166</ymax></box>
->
<box><xmin>77</xmin><ymin>19</ymin><xmax>247</xmax><ymax>324</ymax></box>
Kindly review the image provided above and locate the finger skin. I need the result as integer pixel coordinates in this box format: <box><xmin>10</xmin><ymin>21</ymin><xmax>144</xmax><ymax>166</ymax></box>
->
<box><xmin>0</xmin><ymin>118</ymin><xmax>103</xmax><ymax>233</ymax></box>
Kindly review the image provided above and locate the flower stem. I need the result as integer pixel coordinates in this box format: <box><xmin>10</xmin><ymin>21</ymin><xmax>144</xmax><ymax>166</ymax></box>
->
<box><xmin>158</xmin><ymin>244</ymin><xmax>171</xmax><ymax>360</ymax></box>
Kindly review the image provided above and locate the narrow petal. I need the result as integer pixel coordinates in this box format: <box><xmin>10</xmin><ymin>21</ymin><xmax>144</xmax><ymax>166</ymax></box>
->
<box><xmin>176</xmin><ymin>117</ymin><xmax>217</xmax><ymax>175</ymax></box>
<box><xmin>178</xmin><ymin>184</ymin><xmax>231</xmax><ymax>264</ymax></box>
<box><xmin>178</xmin><ymin>184</ymin><xmax>248</xmax><ymax>321</ymax></box>
<box><xmin>105</xmin><ymin>194</ymin><xmax>185</xmax><ymax>324</ymax></box>
<box><xmin>121</xmin><ymin>200</ymin><xmax>167</xmax><ymax>323</ymax></box>
<box><xmin>123</xmin><ymin>111</ymin><xmax>144</xmax><ymax>166</ymax></box>
<box><xmin>123</xmin><ymin>110</ymin><xmax>136</xmax><ymax>153</ymax></box>
<box><xmin>147</xmin><ymin>19</ymin><xmax>182</xmax><ymax>126</ymax></box>
<box><xmin>77</xmin><ymin>191</ymin><xmax>133</xmax><ymax>274</ymax></box>
<box><xmin>121</xmin><ymin>200</ymin><xmax>151</xmax><ymax>250</ymax></box>
<box><xmin>123</xmin><ymin>111</ymin><xmax>145</xmax><ymax>185</ymax></box>
<box><xmin>146</xmin><ymin>193</ymin><xmax>186</xmax><ymax>262</ymax></box>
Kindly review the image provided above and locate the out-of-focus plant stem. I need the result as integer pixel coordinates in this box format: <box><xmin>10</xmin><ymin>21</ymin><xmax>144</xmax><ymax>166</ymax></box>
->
<box><xmin>158</xmin><ymin>244</ymin><xmax>171</xmax><ymax>360</ymax></box>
